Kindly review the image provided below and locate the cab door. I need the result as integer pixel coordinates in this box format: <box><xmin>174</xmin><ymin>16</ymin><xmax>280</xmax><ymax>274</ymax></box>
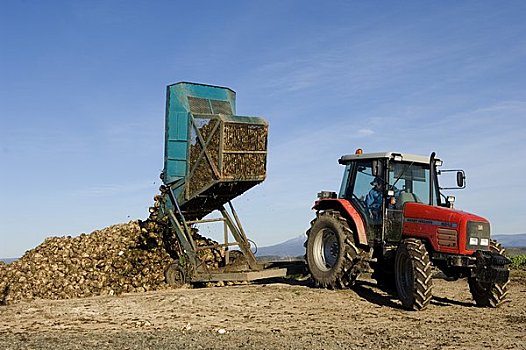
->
<box><xmin>341</xmin><ymin>160</ymin><xmax>385</xmax><ymax>244</ymax></box>
<box><xmin>385</xmin><ymin>161</ymin><xmax>436</xmax><ymax>242</ymax></box>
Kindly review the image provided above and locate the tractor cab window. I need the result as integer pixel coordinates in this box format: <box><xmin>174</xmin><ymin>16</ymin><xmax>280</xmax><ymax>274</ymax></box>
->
<box><xmin>338</xmin><ymin>164</ymin><xmax>352</xmax><ymax>198</ymax></box>
<box><xmin>343</xmin><ymin>161</ymin><xmax>385</xmax><ymax>243</ymax></box>
<box><xmin>353</xmin><ymin>162</ymin><xmax>376</xmax><ymax>202</ymax></box>
<box><xmin>388</xmin><ymin>162</ymin><xmax>437</xmax><ymax>208</ymax></box>
<box><xmin>339</xmin><ymin>162</ymin><xmax>376</xmax><ymax>202</ymax></box>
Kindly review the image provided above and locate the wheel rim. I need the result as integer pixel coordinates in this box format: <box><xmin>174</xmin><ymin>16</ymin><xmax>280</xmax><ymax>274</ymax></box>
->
<box><xmin>165</xmin><ymin>263</ymin><xmax>185</xmax><ymax>287</ymax></box>
<box><xmin>313</xmin><ymin>228</ymin><xmax>340</xmax><ymax>271</ymax></box>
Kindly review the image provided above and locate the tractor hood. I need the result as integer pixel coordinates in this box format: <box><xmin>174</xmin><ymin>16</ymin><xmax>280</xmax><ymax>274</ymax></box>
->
<box><xmin>402</xmin><ymin>202</ymin><xmax>490</xmax><ymax>255</ymax></box>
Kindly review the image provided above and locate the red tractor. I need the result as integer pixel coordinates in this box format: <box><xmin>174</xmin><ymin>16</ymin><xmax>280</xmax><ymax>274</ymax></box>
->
<box><xmin>305</xmin><ymin>150</ymin><xmax>510</xmax><ymax>310</ymax></box>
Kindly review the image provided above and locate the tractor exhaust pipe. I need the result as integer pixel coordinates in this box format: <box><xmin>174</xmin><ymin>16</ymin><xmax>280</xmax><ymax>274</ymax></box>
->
<box><xmin>429</xmin><ymin>152</ymin><xmax>436</xmax><ymax>206</ymax></box>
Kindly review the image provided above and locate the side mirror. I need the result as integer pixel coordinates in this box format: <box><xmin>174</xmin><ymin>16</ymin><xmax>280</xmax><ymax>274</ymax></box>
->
<box><xmin>456</xmin><ymin>171</ymin><xmax>465</xmax><ymax>188</ymax></box>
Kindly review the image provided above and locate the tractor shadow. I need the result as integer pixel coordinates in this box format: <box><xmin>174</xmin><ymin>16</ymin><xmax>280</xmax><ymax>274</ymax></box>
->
<box><xmin>430</xmin><ymin>296</ymin><xmax>475</xmax><ymax>308</ymax></box>
<box><xmin>352</xmin><ymin>279</ymin><xmax>476</xmax><ymax>309</ymax></box>
<box><xmin>254</xmin><ymin>275</ymin><xmax>314</xmax><ymax>287</ymax></box>
<box><xmin>352</xmin><ymin>280</ymin><xmax>405</xmax><ymax>310</ymax></box>
<box><xmin>256</xmin><ymin>273</ymin><xmax>476</xmax><ymax>310</ymax></box>
<box><xmin>256</xmin><ymin>276</ymin><xmax>405</xmax><ymax>310</ymax></box>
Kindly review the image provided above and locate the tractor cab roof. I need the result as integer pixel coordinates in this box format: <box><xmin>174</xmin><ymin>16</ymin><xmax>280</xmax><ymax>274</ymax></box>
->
<box><xmin>339</xmin><ymin>151</ymin><xmax>439</xmax><ymax>165</ymax></box>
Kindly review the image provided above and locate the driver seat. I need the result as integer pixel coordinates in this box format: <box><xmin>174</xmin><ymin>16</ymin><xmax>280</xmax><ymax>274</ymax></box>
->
<box><xmin>396</xmin><ymin>191</ymin><xmax>418</xmax><ymax>209</ymax></box>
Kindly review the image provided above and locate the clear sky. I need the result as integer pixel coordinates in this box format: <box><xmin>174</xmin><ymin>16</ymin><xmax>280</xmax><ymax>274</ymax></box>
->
<box><xmin>1</xmin><ymin>1</ymin><xmax>526</xmax><ymax>257</ymax></box>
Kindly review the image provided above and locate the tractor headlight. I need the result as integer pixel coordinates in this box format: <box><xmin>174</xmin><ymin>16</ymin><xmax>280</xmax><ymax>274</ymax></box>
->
<box><xmin>466</xmin><ymin>221</ymin><xmax>490</xmax><ymax>250</ymax></box>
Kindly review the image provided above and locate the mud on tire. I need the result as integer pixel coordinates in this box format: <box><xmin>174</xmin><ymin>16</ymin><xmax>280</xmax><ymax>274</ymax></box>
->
<box><xmin>468</xmin><ymin>240</ymin><xmax>509</xmax><ymax>307</ymax></box>
<box><xmin>305</xmin><ymin>210</ymin><xmax>361</xmax><ymax>289</ymax></box>
<box><xmin>395</xmin><ymin>238</ymin><xmax>433</xmax><ymax>310</ymax></box>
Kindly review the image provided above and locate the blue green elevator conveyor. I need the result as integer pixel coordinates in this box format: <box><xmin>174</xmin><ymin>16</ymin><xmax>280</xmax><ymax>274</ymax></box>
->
<box><xmin>162</xmin><ymin>82</ymin><xmax>268</xmax><ymax>220</ymax></box>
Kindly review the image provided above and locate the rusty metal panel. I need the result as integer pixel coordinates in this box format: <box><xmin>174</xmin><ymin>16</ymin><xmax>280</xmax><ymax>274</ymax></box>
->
<box><xmin>210</xmin><ymin>99</ymin><xmax>233</xmax><ymax>115</ymax></box>
<box><xmin>384</xmin><ymin>209</ymin><xmax>403</xmax><ymax>242</ymax></box>
<box><xmin>188</xmin><ymin>96</ymin><xmax>213</xmax><ymax>115</ymax></box>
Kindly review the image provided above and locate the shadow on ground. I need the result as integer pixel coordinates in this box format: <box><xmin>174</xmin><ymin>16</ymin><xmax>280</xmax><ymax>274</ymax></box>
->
<box><xmin>352</xmin><ymin>280</ymin><xmax>405</xmax><ymax>309</ymax></box>
<box><xmin>430</xmin><ymin>296</ymin><xmax>475</xmax><ymax>307</ymax></box>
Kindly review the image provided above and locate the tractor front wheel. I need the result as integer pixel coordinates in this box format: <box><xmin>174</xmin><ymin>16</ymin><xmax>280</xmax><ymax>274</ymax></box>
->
<box><xmin>305</xmin><ymin>210</ymin><xmax>361</xmax><ymax>289</ymax></box>
<box><xmin>395</xmin><ymin>238</ymin><xmax>433</xmax><ymax>310</ymax></box>
<box><xmin>468</xmin><ymin>240</ymin><xmax>509</xmax><ymax>307</ymax></box>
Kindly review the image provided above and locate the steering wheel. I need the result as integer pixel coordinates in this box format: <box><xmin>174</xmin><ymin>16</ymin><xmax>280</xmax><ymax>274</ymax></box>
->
<box><xmin>352</xmin><ymin>194</ymin><xmax>367</xmax><ymax>212</ymax></box>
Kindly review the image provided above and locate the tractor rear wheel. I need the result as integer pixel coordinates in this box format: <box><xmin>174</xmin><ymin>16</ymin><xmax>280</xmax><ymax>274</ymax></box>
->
<box><xmin>395</xmin><ymin>238</ymin><xmax>433</xmax><ymax>310</ymax></box>
<box><xmin>305</xmin><ymin>210</ymin><xmax>361</xmax><ymax>289</ymax></box>
<box><xmin>468</xmin><ymin>240</ymin><xmax>509</xmax><ymax>307</ymax></box>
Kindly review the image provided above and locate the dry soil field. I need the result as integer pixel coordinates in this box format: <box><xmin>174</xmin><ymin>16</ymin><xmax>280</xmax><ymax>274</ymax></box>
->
<box><xmin>1</xmin><ymin>271</ymin><xmax>525</xmax><ymax>350</ymax></box>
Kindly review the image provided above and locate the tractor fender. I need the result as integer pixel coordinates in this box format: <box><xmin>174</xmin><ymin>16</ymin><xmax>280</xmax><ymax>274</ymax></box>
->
<box><xmin>313</xmin><ymin>198</ymin><xmax>368</xmax><ymax>246</ymax></box>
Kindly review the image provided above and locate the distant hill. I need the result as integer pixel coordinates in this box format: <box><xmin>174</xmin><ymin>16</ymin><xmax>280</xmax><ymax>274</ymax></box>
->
<box><xmin>493</xmin><ymin>233</ymin><xmax>526</xmax><ymax>248</ymax></box>
<box><xmin>3</xmin><ymin>233</ymin><xmax>522</xmax><ymax>264</ymax></box>
<box><xmin>256</xmin><ymin>235</ymin><xmax>306</xmax><ymax>258</ymax></box>
<box><xmin>253</xmin><ymin>233</ymin><xmax>526</xmax><ymax>258</ymax></box>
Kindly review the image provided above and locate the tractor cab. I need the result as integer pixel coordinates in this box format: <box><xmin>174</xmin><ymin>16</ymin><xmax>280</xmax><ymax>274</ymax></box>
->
<box><xmin>338</xmin><ymin>150</ymin><xmax>434</xmax><ymax>245</ymax></box>
<box><xmin>337</xmin><ymin>150</ymin><xmax>462</xmax><ymax>246</ymax></box>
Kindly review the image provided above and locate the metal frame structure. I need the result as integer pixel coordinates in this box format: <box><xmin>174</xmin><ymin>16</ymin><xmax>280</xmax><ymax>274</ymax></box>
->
<box><xmin>161</xmin><ymin>186</ymin><xmax>286</xmax><ymax>282</ymax></box>
<box><xmin>159</xmin><ymin>82</ymin><xmax>288</xmax><ymax>284</ymax></box>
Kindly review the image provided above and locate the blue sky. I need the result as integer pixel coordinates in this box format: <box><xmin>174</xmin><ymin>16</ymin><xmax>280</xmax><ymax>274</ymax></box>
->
<box><xmin>1</xmin><ymin>1</ymin><xmax>526</xmax><ymax>257</ymax></box>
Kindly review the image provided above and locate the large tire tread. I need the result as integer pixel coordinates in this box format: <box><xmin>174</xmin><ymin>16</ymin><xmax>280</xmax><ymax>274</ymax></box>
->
<box><xmin>468</xmin><ymin>240</ymin><xmax>509</xmax><ymax>308</ymax></box>
<box><xmin>305</xmin><ymin>210</ymin><xmax>363</xmax><ymax>289</ymax></box>
<box><xmin>395</xmin><ymin>238</ymin><xmax>433</xmax><ymax>311</ymax></box>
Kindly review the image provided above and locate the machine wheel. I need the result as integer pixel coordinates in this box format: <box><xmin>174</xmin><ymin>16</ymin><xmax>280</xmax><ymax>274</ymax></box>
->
<box><xmin>395</xmin><ymin>238</ymin><xmax>433</xmax><ymax>310</ymax></box>
<box><xmin>305</xmin><ymin>210</ymin><xmax>362</xmax><ymax>289</ymax></box>
<box><xmin>165</xmin><ymin>260</ymin><xmax>187</xmax><ymax>288</ymax></box>
<box><xmin>468</xmin><ymin>240</ymin><xmax>509</xmax><ymax>307</ymax></box>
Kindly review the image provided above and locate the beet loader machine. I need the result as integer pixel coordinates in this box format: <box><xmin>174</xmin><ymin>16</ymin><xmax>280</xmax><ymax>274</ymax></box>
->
<box><xmin>149</xmin><ymin>82</ymin><xmax>287</xmax><ymax>286</ymax></box>
<box><xmin>305</xmin><ymin>149</ymin><xmax>510</xmax><ymax>310</ymax></box>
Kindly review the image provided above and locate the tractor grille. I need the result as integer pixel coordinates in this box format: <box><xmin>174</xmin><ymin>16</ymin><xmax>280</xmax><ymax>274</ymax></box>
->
<box><xmin>466</xmin><ymin>221</ymin><xmax>490</xmax><ymax>251</ymax></box>
<box><xmin>437</xmin><ymin>228</ymin><xmax>458</xmax><ymax>248</ymax></box>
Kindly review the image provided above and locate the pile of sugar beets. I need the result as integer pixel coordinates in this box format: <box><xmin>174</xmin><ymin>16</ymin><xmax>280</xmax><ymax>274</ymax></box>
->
<box><xmin>0</xmin><ymin>193</ymin><xmax>225</xmax><ymax>305</ymax></box>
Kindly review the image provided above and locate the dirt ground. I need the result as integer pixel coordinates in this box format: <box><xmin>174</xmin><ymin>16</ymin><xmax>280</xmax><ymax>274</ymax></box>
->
<box><xmin>1</xmin><ymin>271</ymin><xmax>525</xmax><ymax>350</ymax></box>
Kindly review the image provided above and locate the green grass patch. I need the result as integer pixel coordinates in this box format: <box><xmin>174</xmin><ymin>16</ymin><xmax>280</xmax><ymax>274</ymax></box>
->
<box><xmin>510</xmin><ymin>254</ymin><xmax>526</xmax><ymax>270</ymax></box>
